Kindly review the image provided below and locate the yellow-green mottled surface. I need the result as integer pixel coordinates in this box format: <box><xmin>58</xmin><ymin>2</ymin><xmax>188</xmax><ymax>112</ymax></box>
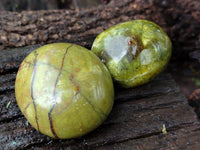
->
<box><xmin>15</xmin><ymin>43</ymin><xmax>114</xmax><ymax>139</ymax></box>
<box><xmin>92</xmin><ymin>20</ymin><xmax>172</xmax><ymax>88</ymax></box>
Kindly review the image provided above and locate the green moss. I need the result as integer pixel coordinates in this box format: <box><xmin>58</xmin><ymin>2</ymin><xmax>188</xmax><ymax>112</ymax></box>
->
<box><xmin>6</xmin><ymin>101</ymin><xmax>11</xmax><ymax>109</ymax></box>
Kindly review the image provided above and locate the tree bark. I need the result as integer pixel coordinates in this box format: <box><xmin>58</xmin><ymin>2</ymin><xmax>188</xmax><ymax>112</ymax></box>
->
<box><xmin>0</xmin><ymin>0</ymin><xmax>199</xmax><ymax>60</ymax></box>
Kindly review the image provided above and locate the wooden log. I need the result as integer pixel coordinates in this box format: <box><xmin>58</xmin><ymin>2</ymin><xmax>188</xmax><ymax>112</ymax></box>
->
<box><xmin>0</xmin><ymin>0</ymin><xmax>200</xmax><ymax>148</ymax></box>
<box><xmin>0</xmin><ymin>43</ymin><xmax>200</xmax><ymax>149</ymax></box>
<box><xmin>0</xmin><ymin>0</ymin><xmax>199</xmax><ymax>60</ymax></box>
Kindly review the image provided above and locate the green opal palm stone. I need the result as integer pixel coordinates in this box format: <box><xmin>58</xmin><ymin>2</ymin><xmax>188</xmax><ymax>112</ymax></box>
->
<box><xmin>15</xmin><ymin>43</ymin><xmax>114</xmax><ymax>139</ymax></box>
<box><xmin>92</xmin><ymin>20</ymin><xmax>172</xmax><ymax>88</ymax></box>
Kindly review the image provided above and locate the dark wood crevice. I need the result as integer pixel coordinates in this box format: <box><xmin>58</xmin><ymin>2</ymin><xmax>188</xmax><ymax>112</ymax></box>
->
<box><xmin>0</xmin><ymin>114</ymin><xmax>23</xmax><ymax>124</ymax></box>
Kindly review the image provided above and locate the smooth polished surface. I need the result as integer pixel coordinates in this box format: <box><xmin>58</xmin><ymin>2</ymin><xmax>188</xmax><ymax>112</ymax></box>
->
<box><xmin>15</xmin><ymin>43</ymin><xmax>114</xmax><ymax>139</ymax></box>
<box><xmin>92</xmin><ymin>20</ymin><xmax>172</xmax><ymax>88</ymax></box>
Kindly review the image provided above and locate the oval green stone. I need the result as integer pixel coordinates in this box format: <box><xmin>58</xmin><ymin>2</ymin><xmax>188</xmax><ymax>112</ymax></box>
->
<box><xmin>92</xmin><ymin>20</ymin><xmax>172</xmax><ymax>88</ymax></box>
<box><xmin>15</xmin><ymin>43</ymin><xmax>114</xmax><ymax>139</ymax></box>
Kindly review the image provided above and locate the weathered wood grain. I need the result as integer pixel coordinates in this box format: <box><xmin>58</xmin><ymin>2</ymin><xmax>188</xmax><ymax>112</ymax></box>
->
<box><xmin>95</xmin><ymin>125</ymin><xmax>200</xmax><ymax>150</ymax></box>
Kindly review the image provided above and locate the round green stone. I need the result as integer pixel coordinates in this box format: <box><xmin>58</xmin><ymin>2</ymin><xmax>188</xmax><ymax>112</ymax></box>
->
<box><xmin>92</xmin><ymin>20</ymin><xmax>172</xmax><ymax>88</ymax></box>
<box><xmin>15</xmin><ymin>43</ymin><xmax>114</xmax><ymax>139</ymax></box>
